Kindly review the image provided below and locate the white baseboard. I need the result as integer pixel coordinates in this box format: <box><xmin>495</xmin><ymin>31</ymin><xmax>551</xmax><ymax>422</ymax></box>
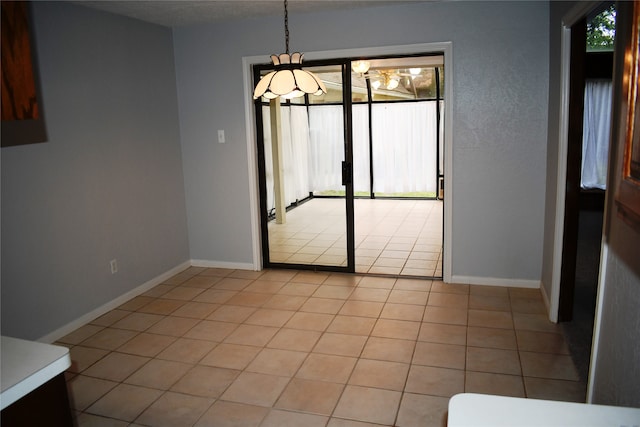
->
<box><xmin>191</xmin><ymin>259</ymin><xmax>256</xmax><ymax>271</ymax></box>
<box><xmin>449</xmin><ymin>275</ymin><xmax>540</xmax><ymax>289</ymax></box>
<box><xmin>38</xmin><ymin>261</ymin><xmax>191</xmax><ymax>344</ymax></box>
<box><xmin>539</xmin><ymin>280</ymin><xmax>555</xmax><ymax>322</ymax></box>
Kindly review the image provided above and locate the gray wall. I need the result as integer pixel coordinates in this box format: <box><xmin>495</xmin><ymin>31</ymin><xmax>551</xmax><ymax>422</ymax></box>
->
<box><xmin>1</xmin><ymin>2</ymin><xmax>189</xmax><ymax>340</ymax></box>
<box><xmin>174</xmin><ymin>1</ymin><xmax>550</xmax><ymax>282</ymax></box>
<box><xmin>590</xmin><ymin>0</ymin><xmax>640</xmax><ymax>405</ymax></box>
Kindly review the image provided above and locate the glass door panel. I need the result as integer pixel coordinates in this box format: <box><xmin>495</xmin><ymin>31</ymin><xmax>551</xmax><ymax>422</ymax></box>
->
<box><xmin>256</xmin><ymin>62</ymin><xmax>352</xmax><ymax>270</ymax></box>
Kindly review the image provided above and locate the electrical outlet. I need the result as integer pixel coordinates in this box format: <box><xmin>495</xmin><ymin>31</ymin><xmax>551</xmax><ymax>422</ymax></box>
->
<box><xmin>110</xmin><ymin>259</ymin><xmax>118</xmax><ymax>274</ymax></box>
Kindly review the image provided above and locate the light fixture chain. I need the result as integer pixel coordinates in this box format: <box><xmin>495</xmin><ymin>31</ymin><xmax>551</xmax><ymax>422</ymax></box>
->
<box><xmin>284</xmin><ymin>0</ymin><xmax>289</xmax><ymax>54</ymax></box>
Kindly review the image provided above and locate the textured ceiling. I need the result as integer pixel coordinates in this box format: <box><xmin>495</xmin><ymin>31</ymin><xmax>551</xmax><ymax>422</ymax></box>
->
<box><xmin>73</xmin><ymin>1</ymin><xmax>420</xmax><ymax>28</ymax></box>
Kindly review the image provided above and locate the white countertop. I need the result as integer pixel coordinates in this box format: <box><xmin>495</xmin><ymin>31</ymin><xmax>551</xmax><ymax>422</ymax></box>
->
<box><xmin>448</xmin><ymin>393</ymin><xmax>640</xmax><ymax>426</ymax></box>
<box><xmin>0</xmin><ymin>336</ymin><xmax>71</xmax><ymax>410</ymax></box>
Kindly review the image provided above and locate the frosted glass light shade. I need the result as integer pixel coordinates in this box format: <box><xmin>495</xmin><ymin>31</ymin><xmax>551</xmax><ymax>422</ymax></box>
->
<box><xmin>254</xmin><ymin>53</ymin><xmax>327</xmax><ymax>99</ymax></box>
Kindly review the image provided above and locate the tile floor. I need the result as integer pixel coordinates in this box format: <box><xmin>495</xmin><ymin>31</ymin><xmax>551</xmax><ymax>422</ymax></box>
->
<box><xmin>268</xmin><ymin>199</ymin><xmax>443</xmax><ymax>277</ymax></box>
<box><xmin>59</xmin><ymin>267</ymin><xmax>586</xmax><ymax>427</ymax></box>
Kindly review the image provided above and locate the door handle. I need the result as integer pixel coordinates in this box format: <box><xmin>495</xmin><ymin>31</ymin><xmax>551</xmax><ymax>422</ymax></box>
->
<box><xmin>342</xmin><ymin>161</ymin><xmax>352</xmax><ymax>186</ymax></box>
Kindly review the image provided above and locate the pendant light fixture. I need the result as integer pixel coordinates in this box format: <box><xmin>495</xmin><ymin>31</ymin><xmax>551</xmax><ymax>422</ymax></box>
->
<box><xmin>253</xmin><ymin>0</ymin><xmax>327</xmax><ymax>100</ymax></box>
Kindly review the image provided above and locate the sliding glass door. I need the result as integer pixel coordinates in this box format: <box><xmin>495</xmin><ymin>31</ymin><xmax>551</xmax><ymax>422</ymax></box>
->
<box><xmin>254</xmin><ymin>60</ymin><xmax>355</xmax><ymax>272</ymax></box>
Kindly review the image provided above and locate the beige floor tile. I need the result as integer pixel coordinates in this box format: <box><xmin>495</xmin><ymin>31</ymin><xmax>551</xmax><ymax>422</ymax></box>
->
<box><xmin>183</xmin><ymin>320</ymin><xmax>238</xmax><ymax>342</ymax></box>
<box><xmin>516</xmin><ymin>330</ymin><xmax>569</xmax><ymax>354</ymax></box>
<box><xmin>333</xmin><ymin>385</ymin><xmax>401</xmax><ymax>425</ymax></box>
<box><xmin>110</xmin><ymin>312</ymin><xmax>163</xmax><ymax>332</ymax></box>
<box><xmin>75</xmin><ymin>412</ymin><xmax>129</xmax><ymax>427</ymax></box>
<box><xmin>396</xmin><ymin>392</ymin><xmax>449</xmax><ymax>427</ymax></box>
<box><xmin>138</xmin><ymin>298</ymin><xmax>185</xmax><ymax>315</ymax></box>
<box><xmin>79</xmin><ymin>328</ymin><xmax>137</xmax><ymax>351</ymax></box>
<box><xmin>142</xmin><ymin>284</ymin><xmax>174</xmax><ymax>298</ymax></box>
<box><xmin>523</xmin><ymin>377</ymin><xmax>586</xmax><ymax>402</ymax></box>
<box><xmin>67</xmin><ymin>375</ymin><xmax>118</xmax><ymax>411</ymax></box>
<box><xmin>225</xmin><ymin>291</ymin><xmax>272</xmax><ymax>307</ymax></box>
<box><xmin>267</xmin><ymin>328</ymin><xmax>322</xmax><ymax>352</ymax></box>
<box><xmin>412</xmin><ymin>341</ymin><xmax>465</xmax><ymax>369</ymax></box>
<box><xmin>193</xmin><ymin>289</ymin><xmax>237</xmax><ymax>304</ymax></box>
<box><xmin>418</xmin><ymin>322</ymin><xmax>467</xmax><ymax>345</ymax></box>
<box><xmin>387</xmin><ymin>290</ymin><xmax>429</xmax><ymax>305</ymax></box>
<box><xmin>428</xmin><ymin>292</ymin><xmax>468</xmax><ymax>309</ymax></box>
<box><xmin>135</xmin><ymin>391</ymin><xmax>213</xmax><ymax>427</ymax></box>
<box><xmin>162</xmin><ymin>286</ymin><xmax>206</xmax><ymax>301</ymax></box>
<box><xmin>182</xmin><ymin>275</ymin><xmax>222</xmax><ymax>288</ymax></box>
<box><xmin>324</xmin><ymin>274</ymin><xmax>362</xmax><ymax>287</ymax></box>
<box><xmin>381</xmin><ymin>303</ymin><xmax>425</xmax><ymax>321</ymax></box>
<box><xmin>146</xmin><ymin>316</ymin><xmax>200</xmax><ymax>337</ymax></box>
<box><xmin>244</xmin><ymin>308</ymin><xmax>295</xmax><ymax>327</ymax></box>
<box><xmin>220</xmin><ymin>372</ymin><xmax>290</xmax><ymax>407</ymax></box>
<box><xmin>169</xmin><ymin>301</ymin><xmax>219</xmax><ymax>319</ymax></box>
<box><xmin>372</xmin><ymin>319</ymin><xmax>420</xmax><ymax>341</ymax></box>
<box><xmin>313</xmin><ymin>285</ymin><xmax>354</xmax><ymax>300</ymax></box>
<box><xmin>206</xmin><ymin>305</ymin><xmax>256</xmax><ymax>323</ymax></box>
<box><xmin>194</xmin><ymin>401</ymin><xmax>269</xmax><ymax>427</ymax></box>
<box><xmin>467</xmin><ymin>309</ymin><xmax>513</xmax><ymax>329</ymax></box>
<box><xmin>124</xmin><ymin>359</ymin><xmax>191</xmax><ymax>390</ymax></box>
<box><xmin>213</xmin><ymin>277</ymin><xmax>254</xmax><ymax>291</ymax></box>
<box><xmin>291</xmin><ymin>271</ymin><xmax>331</xmax><ymax>284</ymax></box>
<box><xmin>162</xmin><ymin>272</ymin><xmax>194</xmax><ymax>285</ymax></box>
<box><xmin>86</xmin><ymin>383</ymin><xmax>163</xmax><ymax>422</ymax></box>
<box><xmin>285</xmin><ymin>312</ymin><xmax>334</xmax><ymax>331</ymax></box>
<box><xmin>422</xmin><ymin>306</ymin><xmax>467</xmax><ymax>325</ymax></box>
<box><xmin>296</xmin><ymin>353</ymin><xmax>357</xmax><ymax>383</ymax></box>
<box><xmin>275</xmin><ymin>378</ymin><xmax>344</xmax><ymax>415</ymax></box>
<box><xmin>68</xmin><ymin>346</ymin><xmax>109</xmax><ymax>373</ymax></box>
<box><xmin>200</xmin><ymin>343</ymin><xmax>261</xmax><ymax>370</ymax></box>
<box><xmin>116</xmin><ymin>332</ymin><xmax>176</xmax><ymax>357</ymax></box>
<box><xmin>465</xmin><ymin>371</ymin><xmax>525</xmax><ymax>397</ymax></box>
<box><xmin>467</xmin><ymin>326</ymin><xmax>517</xmax><ymax>350</ymax></box>
<box><xmin>278</xmin><ymin>283</ymin><xmax>320</xmax><ymax>296</ymax></box>
<box><xmin>313</xmin><ymin>332</ymin><xmax>367</xmax><ymax>357</ymax></box>
<box><xmin>223</xmin><ymin>324</ymin><xmax>279</xmax><ymax>347</ymax></box>
<box><xmin>394</xmin><ymin>278</ymin><xmax>432</xmax><ymax>292</ymax></box>
<box><xmin>89</xmin><ymin>310</ymin><xmax>129</xmax><ymax>328</ymax></box>
<box><xmin>338</xmin><ymin>300</ymin><xmax>384</xmax><ymax>318</ymax></box>
<box><xmin>510</xmin><ymin>296</ymin><xmax>547</xmax><ymax>314</ymax></box>
<box><xmin>155</xmin><ymin>337</ymin><xmax>217</xmax><ymax>364</ymax></box>
<box><xmin>469</xmin><ymin>294</ymin><xmax>511</xmax><ymax>311</ymax></box>
<box><xmin>513</xmin><ymin>313</ymin><xmax>562</xmax><ymax>333</ymax></box>
<box><xmin>246</xmin><ymin>348</ymin><xmax>307</xmax><ymax>377</ymax></box>
<box><xmin>361</xmin><ymin>337</ymin><xmax>415</xmax><ymax>364</ymax></box>
<box><xmin>262</xmin><ymin>294</ymin><xmax>308</xmax><ymax>310</ymax></box>
<box><xmin>244</xmin><ymin>279</ymin><xmax>286</xmax><ymax>294</ymax></box>
<box><xmin>466</xmin><ymin>347</ymin><xmax>521</xmax><ymax>375</ymax></box>
<box><xmin>327</xmin><ymin>316</ymin><xmax>376</xmax><ymax>336</ymax></box>
<box><xmin>357</xmin><ymin>276</ymin><xmax>395</xmax><ymax>289</ymax></box>
<box><xmin>300</xmin><ymin>297</ymin><xmax>345</xmax><ymax>314</ymax></box>
<box><xmin>82</xmin><ymin>352</ymin><xmax>149</xmax><ymax>382</ymax></box>
<box><xmin>327</xmin><ymin>418</ymin><xmax>389</xmax><ymax>427</ymax></box>
<box><xmin>260</xmin><ymin>409</ymin><xmax>329</xmax><ymax>427</ymax></box>
<box><xmin>519</xmin><ymin>351</ymin><xmax>580</xmax><ymax>381</ymax></box>
<box><xmin>405</xmin><ymin>365</ymin><xmax>464</xmax><ymax>398</ymax></box>
<box><xmin>348</xmin><ymin>359</ymin><xmax>409</xmax><ymax>391</ymax></box>
<box><xmin>170</xmin><ymin>365</ymin><xmax>239</xmax><ymax>398</ymax></box>
<box><xmin>430</xmin><ymin>281</ymin><xmax>468</xmax><ymax>294</ymax></box>
<box><xmin>349</xmin><ymin>288</ymin><xmax>390</xmax><ymax>302</ymax></box>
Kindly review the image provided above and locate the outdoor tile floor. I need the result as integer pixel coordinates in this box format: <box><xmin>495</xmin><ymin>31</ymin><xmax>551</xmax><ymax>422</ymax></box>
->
<box><xmin>58</xmin><ymin>267</ymin><xmax>586</xmax><ymax>427</ymax></box>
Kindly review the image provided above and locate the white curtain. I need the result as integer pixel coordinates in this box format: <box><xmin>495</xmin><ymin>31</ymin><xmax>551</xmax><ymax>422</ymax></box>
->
<box><xmin>263</xmin><ymin>100</ymin><xmax>440</xmax><ymax>210</ymax></box>
<box><xmin>371</xmin><ymin>102</ymin><xmax>438</xmax><ymax>194</ymax></box>
<box><xmin>581</xmin><ymin>79</ymin><xmax>612</xmax><ymax>190</ymax></box>
<box><xmin>308</xmin><ymin>105</ymin><xmax>345</xmax><ymax>192</ymax></box>
<box><xmin>262</xmin><ymin>105</ymin><xmax>312</xmax><ymax>211</ymax></box>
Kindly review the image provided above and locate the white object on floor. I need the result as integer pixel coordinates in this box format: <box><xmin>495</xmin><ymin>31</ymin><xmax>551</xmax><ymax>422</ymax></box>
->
<box><xmin>448</xmin><ymin>393</ymin><xmax>640</xmax><ymax>426</ymax></box>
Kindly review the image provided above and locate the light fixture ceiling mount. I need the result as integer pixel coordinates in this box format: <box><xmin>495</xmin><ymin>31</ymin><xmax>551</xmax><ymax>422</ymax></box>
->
<box><xmin>253</xmin><ymin>0</ymin><xmax>327</xmax><ymax>100</ymax></box>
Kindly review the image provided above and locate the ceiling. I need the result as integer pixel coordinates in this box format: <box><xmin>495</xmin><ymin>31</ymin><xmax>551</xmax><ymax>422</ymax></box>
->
<box><xmin>72</xmin><ymin>1</ymin><xmax>422</xmax><ymax>28</ymax></box>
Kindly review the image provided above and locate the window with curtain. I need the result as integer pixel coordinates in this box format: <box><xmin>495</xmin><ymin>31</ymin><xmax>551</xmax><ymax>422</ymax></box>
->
<box><xmin>581</xmin><ymin>79</ymin><xmax>612</xmax><ymax>190</ymax></box>
<box><xmin>262</xmin><ymin>99</ymin><xmax>442</xmax><ymax>215</ymax></box>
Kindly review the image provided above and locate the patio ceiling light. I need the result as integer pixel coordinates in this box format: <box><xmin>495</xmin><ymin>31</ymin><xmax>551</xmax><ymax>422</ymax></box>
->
<box><xmin>253</xmin><ymin>0</ymin><xmax>327</xmax><ymax>100</ymax></box>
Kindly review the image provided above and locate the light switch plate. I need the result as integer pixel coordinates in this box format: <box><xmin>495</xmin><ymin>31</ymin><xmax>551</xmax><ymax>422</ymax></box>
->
<box><xmin>218</xmin><ymin>130</ymin><xmax>225</xmax><ymax>143</ymax></box>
